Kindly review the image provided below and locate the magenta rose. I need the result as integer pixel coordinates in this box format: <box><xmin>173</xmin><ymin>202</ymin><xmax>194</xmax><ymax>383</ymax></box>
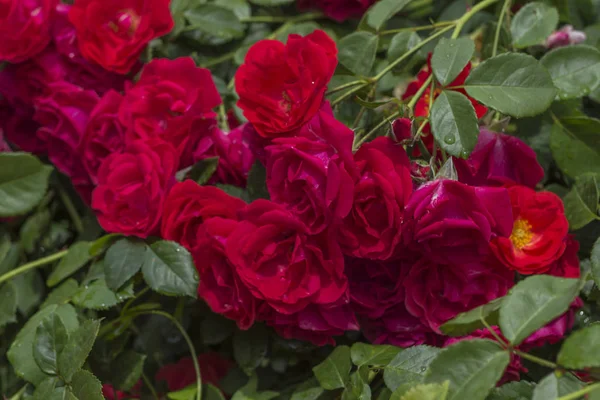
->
<box><xmin>119</xmin><ymin>57</ymin><xmax>221</xmax><ymax>167</ymax></box>
<box><xmin>454</xmin><ymin>127</ymin><xmax>544</xmax><ymax>189</ymax></box>
<box><xmin>298</xmin><ymin>0</ymin><xmax>375</xmax><ymax>22</ymax></box>
<box><xmin>92</xmin><ymin>139</ymin><xmax>178</xmax><ymax>238</ymax></box>
<box><xmin>34</xmin><ymin>82</ymin><xmax>99</xmax><ymax>200</ymax></box>
<box><xmin>404</xmin><ymin>257</ymin><xmax>514</xmax><ymax>332</ymax></box>
<box><xmin>259</xmin><ymin>298</ymin><xmax>358</xmax><ymax>346</ymax></box>
<box><xmin>346</xmin><ymin>257</ymin><xmax>408</xmax><ymax>319</ymax></box>
<box><xmin>226</xmin><ymin>200</ymin><xmax>347</xmax><ymax>315</ymax></box>
<box><xmin>403</xmin><ymin>179</ymin><xmax>513</xmax><ymax>264</ymax></box>
<box><xmin>196</xmin><ymin>218</ymin><xmax>261</xmax><ymax>330</ymax></box>
<box><xmin>361</xmin><ymin>304</ymin><xmax>443</xmax><ymax>348</ymax></box>
<box><xmin>80</xmin><ymin>90</ymin><xmax>126</xmax><ymax>184</ymax></box>
<box><xmin>339</xmin><ymin>137</ymin><xmax>412</xmax><ymax>260</ymax></box>
<box><xmin>193</xmin><ymin>124</ymin><xmax>256</xmax><ymax>187</ymax></box>
<box><xmin>266</xmin><ymin>108</ymin><xmax>355</xmax><ymax>234</ymax></box>
<box><xmin>0</xmin><ymin>0</ymin><xmax>57</xmax><ymax>63</ymax></box>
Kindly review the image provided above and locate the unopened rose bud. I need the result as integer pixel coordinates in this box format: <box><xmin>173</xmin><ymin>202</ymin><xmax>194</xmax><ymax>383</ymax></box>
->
<box><xmin>546</xmin><ymin>25</ymin><xmax>586</xmax><ymax>49</ymax></box>
<box><xmin>392</xmin><ymin>118</ymin><xmax>412</xmax><ymax>142</ymax></box>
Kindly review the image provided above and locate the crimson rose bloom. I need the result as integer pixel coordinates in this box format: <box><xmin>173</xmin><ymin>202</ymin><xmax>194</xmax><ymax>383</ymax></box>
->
<box><xmin>259</xmin><ymin>298</ymin><xmax>358</xmax><ymax>346</ymax></box>
<box><xmin>235</xmin><ymin>30</ymin><xmax>337</xmax><ymax>137</ymax></box>
<box><xmin>80</xmin><ymin>90</ymin><xmax>126</xmax><ymax>184</ymax></box>
<box><xmin>161</xmin><ymin>180</ymin><xmax>246</xmax><ymax>253</ymax></box>
<box><xmin>404</xmin><ymin>257</ymin><xmax>514</xmax><ymax>332</ymax></box>
<box><xmin>92</xmin><ymin>139</ymin><xmax>177</xmax><ymax>238</ymax></box>
<box><xmin>68</xmin><ymin>0</ymin><xmax>173</xmax><ymax>74</ymax></box>
<box><xmin>193</xmin><ymin>124</ymin><xmax>256</xmax><ymax>187</ymax></box>
<box><xmin>34</xmin><ymin>82</ymin><xmax>99</xmax><ymax>201</ymax></box>
<box><xmin>403</xmin><ymin>180</ymin><xmax>513</xmax><ymax>264</ymax></box>
<box><xmin>339</xmin><ymin>137</ymin><xmax>412</xmax><ymax>260</ymax></box>
<box><xmin>196</xmin><ymin>218</ymin><xmax>260</xmax><ymax>330</ymax></box>
<box><xmin>156</xmin><ymin>352</ymin><xmax>232</xmax><ymax>392</ymax></box>
<box><xmin>454</xmin><ymin>128</ymin><xmax>544</xmax><ymax>189</ymax></box>
<box><xmin>491</xmin><ymin>185</ymin><xmax>569</xmax><ymax>275</ymax></box>
<box><xmin>298</xmin><ymin>0</ymin><xmax>375</xmax><ymax>22</ymax></box>
<box><xmin>361</xmin><ymin>304</ymin><xmax>443</xmax><ymax>348</ymax></box>
<box><xmin>547</xmin><ymin>237</ymin><xmax>580</xmax><ymax>278</ymax></box>
<box><xmin>0</xmin><ymin>0</ymin><xmax>57</xmax><ymax>63</ymax></box>
<box><xmin>120</xmin><ymin>57</ymin><xmax>221</xmax><ymax>167</ymax></box>
<box><xmin>226</xmin><ymin>200</ymin><xmax>348</xmax><ymax>315</ymax></box>
<box><xmin>266</xmin><ymin>108</ymin><xmax>355</xmax><ymax>234</ymax></box>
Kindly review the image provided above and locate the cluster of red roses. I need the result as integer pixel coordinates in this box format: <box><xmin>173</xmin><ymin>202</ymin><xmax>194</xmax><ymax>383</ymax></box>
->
<box><xmin>0</xmin><ymin>0</ymin><xmax>581</xmax><ymax>383</ymax></box>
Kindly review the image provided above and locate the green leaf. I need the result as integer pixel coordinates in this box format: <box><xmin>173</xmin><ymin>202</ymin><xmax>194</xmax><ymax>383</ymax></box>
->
<box><xmin>531</xmin><ymin>373</ymin><xmax>583</xmax><ymax>400</ymax></box>
<box><xmin>0</xmin><ymin>282</ymin><xmax>17</xmax><ymax>328</ymax></box>
<box><xmin>399</xmin><ymin>382</ymin><xmax>449</xmax><ymax>400</ymax></box>
<box><xmin>440</xmin><ymin>297</ymin><xmax>503</xmax><ymax>337</ymax></box>
<box><xmin>424</xmin><ymin>339</ymin><xmax>510</xmax><ymax>400</ymax></box>
<box><xmin>169</xmin><ymin>383</ymin><xmax>227</xmax><ymax>400</ymax></box>
<box><xmin>111</xmin><ymin>351</ymin><xmax>146</xmax><ymax>391</ymax></box>
<box><xmin>14</xmin><ymin>269</ymin><xmax>44</xmax><ymax>316</ymax></box>
<box><xmin>104</xmin><ymin>238</ymin><xmax>146</xmax><ymax>291</ymax></box>
<box><xmin>559</xmin><ymin>116</ymin><xmax>600</xmax><ymax>153</ymax></box>
<box><xmin>563</xmin><ymin>173</ymin><xmax>600</xmax><ymax>230</ymax></box>
<box><xmin>20</xmin><ymin>210</ymin><xmax>51</xmax><ymax>253</ymax></box>
<box><xmin>365</xmin><ymin>0</ymin><xmax>412</xmax><ymax>31</ymax></box>
<box><xmin>188</xmin><ymin>157</ymin><xmax>220</xmax><ymax>186</ymax></box>
<box><xmin>72</xmin><ymin>278</ymin><xmax>134</xmax><ymax>310</ymax></box>
<box><xmin>201</xmin><ymin>313</ymin><xmax>235</xmax><ymax>345</ymax></box>
<box><xmin>249</xmin><ymin>0</ymin><xmax>293</xmax><ymax>5</ymax></box>
<box><xmin>33</xmin><ymin>314</ymin><xmax>69</xmax><ymax>375</ymax></box>
<box><xmin>464</xmin><ymin>53</ymin><xmax>557</xmax><ymax>118</ymax></box>
<box><xmin>558</xmin><ymin>324</ymin><xmax>600</xmax><ymax>368</ymax></box>
<box><xmin>541</xmin><ymin>45</ymin><xmax>600</xmax><ymax>99</ymax></box>
<box><xmin>351</xmin><ymin>343</ymin><xmax>402</xmax><ymax>367</ymax></box>
<box><xmin>431</xmin><ymin>91</ymin><xmax>480</xmax><ymax>158</ymax></box>
<box><xmin>592</xmin><ymin>237</ymin><xmax>600</xmax><ymax>288</ymax></box>
<box><xmin>41</xmin><ymin>279</ymin><xmax>79</xmax><ymax>308</ymax></box>
<box><xmin>88</xmin><ymin>233</ymin><xmax>122</xmax><ymax>257</ymax></box>
<box><xmin>313</xmin><ymin>345</ymin><xmax>352</xmax><ymax>390</ymax></box>
<box><xmin>8</xmin><ymin>304</ymin><xmax>78</xmax><ymax>385</ymax></box>
<box><xmin>498</xmin><ymin>275</ymin><xmax>580</xmax><ymax>345</ymax></box>
<box><xmin>291</xmin><ymin>378</ymin><xmax>324</xmax><ymax>400</ymax></box>
<box><xmin>510</xmin><ymin>2</ymin><xmax>559</xmax><ymax>48</ymax></box>
<box><xmin>387</xmin><ymin>32</ymin><xmax>421</xmax><ymax>62</ymax></box>
<box><xmin>47</xmin><ymin>242</ymin><xmax>92</xmax><ymax>287</ymax></box>
<box><xmin>216</xmin><ymin>0</ymin><xmax>251</xmax><ymax>19</ymax></box>
<box><xmin>354</xmin><ymin>97</ymin><xmax>394</xmax><ymax>109</ymax></box>
<box><xmin>142</xmin><ymin>240</ymin><xmax>199</xmax><ymax>298</ymax></box>
<box><xmin>550</xmin><ymin>123</ymin><xmax>600</xmax><ymax>177</ymax></box>
<box><xmin>338</xmin><ymin>32</ymin><xmax>379</xmax><ymax>76</ymax></box>
<box><xmin>247</xmin><ymin>161</ymin><xmax>270</xmax><ymax>201</ymax></box>
<box><xmin>57</xmin><ymin>319</ymin><xmax>100</xmax><ymax>382</ymax></box>
<box><xmin>32</xmin><ymin>377</ymin><xmax>60</xmax><ymax>400</ymax></box>
<box><xmin>70</xmin><ymin>369</ymin><xmax>104</xmax><ymax>400</ymax></box>
<box><xmin>184</xmin><ymin>5</ymin><xmax>245</xmax><ymax>43</ymax></box>
<box><xmin>0</xmin><ymin>152</ymin><xmax>53</xmax><ymax>217</ymax></box>
<box><xmin>487</xmin><ymin>381</ymin><xmax>535</xmax><ymax>400</ymax></box>
<box><xmin>232</xmin><ymin>375</ymin><xmax>279</xmax><ymax>400</ymax></box>
<box><xmin>233</xmin><ymin>324</ymin><xmax>269</xmax><ymax>375</ymax></box>
<box><xmin>342</xmin><ymin>370</ymin><xmax>371</xmax><ymax>400</ymax></box>
<box><xmin>216</xmin><ymin>184</ymin><xmax>250</xmax><ymax>202</ymax></box>
<box><xmin>431</xmin><ymin>37</ymin><xmax>475</xmax><ymax>86</ymax></box>
<box><xmin>384</xmin><ymin>346</ymin><xmax>441</xmax><ymax>391</ymax></box>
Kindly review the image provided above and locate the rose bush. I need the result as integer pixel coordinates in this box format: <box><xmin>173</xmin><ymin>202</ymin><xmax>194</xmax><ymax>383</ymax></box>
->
<box><xmin>1</xmin><ymin>1</ymin><xmax>600</xmax><ymax>399</ymax></box>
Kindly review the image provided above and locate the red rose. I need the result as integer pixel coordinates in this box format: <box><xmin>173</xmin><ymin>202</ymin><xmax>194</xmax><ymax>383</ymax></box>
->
<box><xmin>193</xmin><ymin>124</ymin><xmax>256</xmax><ymax>187</ymax></box>
<box><xmin>92</xmin><ymin>138</ymin><xmax>178</xmax><ymax>238</ymax></box>
<box><xmin>298</xmin><ymin>0</ymin><xmax>375</xmax><ymax>22</ymax></box>
<box><xmin>547</xmin><ymin>237</ymin><xmax>580</xmax><ymax>278</ymax></box>
<box><xmin>266</xmin><ymin>108</ymin><xmax>355</xmax><ymax>234</ymax></box>
<box><xmin>347</xmin><ymin>257</ymin><xmax>408</xmax><ymax>319</ymax></box>
<box><xmin>161</xmin><ymin>180</ymin><xmax>246</xmax><ymax>253</ymax></box>
<box><xmin>196</xmin><ymin>218</ymin><xmax>260</xmax><ymax>330</ymax></box>
<box><xmin>491</xmin><ymin>186</ymin><xmax>569</xmax><ymax>275</ymax></box>
<box><xmin>235</xmin><ymin>30</ymin><xmax>337</xmax><ymax>137</ymax></box>
<box><xmin>361</xmin><ymin>304</ymin><xmax>443</xmax><ymax>348</ymax></box>
<box><xmin>259</xmin><ymin>298</ymin><xmax>358</xmax><ymax>346</ymax></box>
<box><xmin>339</xmin><ymin>137</ymin><xmax>412</xmax><ymax>260</ymax></box>
<box><xmin>226</xmin><ymin>200</ymin><xmax>348</xmax><ymax>315</ymax></box>
<box><xmin>0</xmin><ymin>131</ymin><xmax>10</xmax><ymax>152</ymax></box>
<box><xmin>403</xmin><ymin>180</ymin><xmax>513</xmax><ymax>264</ymax></box>
<box><xmin>68</xmin><ymin>0</ymin><xmax>174</xmax><ymax>74</ymax></box>
<box><xmin>404</xmin><ymin>257</ymin><xmax>514</xmax><ymax>331</ymax></box>
<box><xmin>521</xmin><ymin>298</ymin><xmax>583</xmax><ymax>350</ymax></box>
<box><xmin>0</xmin><ymin>0</ymin><xmax>57</xmax><ymax>63</ymax></box>
<box><xmin>80</xmin><ymin>90</ymin><xmax>126</xmax><ymax>184</ymax></box>
<box><xmin>454</xmin><ymin>128</ymin><xmax>544</xmax><ymax>189</ymax></box>
<box><xmin>392</xmin><ymin>117</ymin><xmax>412</xmax><ymax>142</ymax></box>
<box><xmin>156</xmin><ymin>352</ymin><xmax>232</xmax><ymax>392</ymax></box>
<box><xmin>34</xmin><ymin>82</ymin><xmax>98</xmax><ymax>200</ymax></box>
<box><xmin>120</xmin><ymin>57</ymin><xmax>221</xmax><ymax>167</ymax></box>
<box><xmin>444</xmin><ymin>328</ymin><xmax>526</xmax><ymax>384</ymax></box>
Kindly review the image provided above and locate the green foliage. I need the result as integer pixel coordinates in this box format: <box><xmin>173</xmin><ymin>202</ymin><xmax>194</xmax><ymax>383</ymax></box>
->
<box><xmin>431</xmin><ymin>37</ymin><xmax>475</xmax><ymax>86</ymax></box>
<box><xmin>339</xmin><ymin>32</ymin><xmax>379</xmax><ymax>76</ymax></box>
<box><xmin>384</xmin><ymin>346</ymin><xmax>441</xmax><ymax>391</ymax></box>
<box><xmin>541</xmin><ymin>45</ymin><xmax>600</xmax><ymax>99</ymax></box>
<box><xmin>104</xmin><ymin>237</ymin><xmax>146</xmax><ymax>290</ymax></box>
<box><xmin>47</xmin><ymin>242</ymin><xmax>92</xmax><ymax>287</ymax></box>
<box><xmin>510</xmin><ymin>2</ymin><xmax>559</xmax><ymax>48</ymax></box>
<box><xmin>440</xmin><ymin>298</ymin><xmax>503</xmax><ymax>337</ymax></box>
<box><xmin>350</xmin><ymin>343</ymin><xmax>402</xmax><ymax>367</ymax></box>
<box><xmin>557</xmin><ymin>324</ymin><xmax>600</xmax><ymax>368</ymax></box>
<box><xmin>233</xmin><ymin>324</ymin><xmax>270</xmax><ymax>375</ymax></box>
<box><xmin>142</xmin><ymin>240</ymin><xmax>199</xmax><ymax>298</ymax></box>
<box><xmin>313</xmin><ymin>345</ymin><xmax>352</xmax><ymax>390</ymax></box>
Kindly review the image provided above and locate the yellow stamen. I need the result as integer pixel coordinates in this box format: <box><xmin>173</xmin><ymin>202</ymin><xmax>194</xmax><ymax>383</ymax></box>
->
<box><xmin>510</xmin><ymin>218</ymin><xmax>533</xmax><ymax>249</ymax></box>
